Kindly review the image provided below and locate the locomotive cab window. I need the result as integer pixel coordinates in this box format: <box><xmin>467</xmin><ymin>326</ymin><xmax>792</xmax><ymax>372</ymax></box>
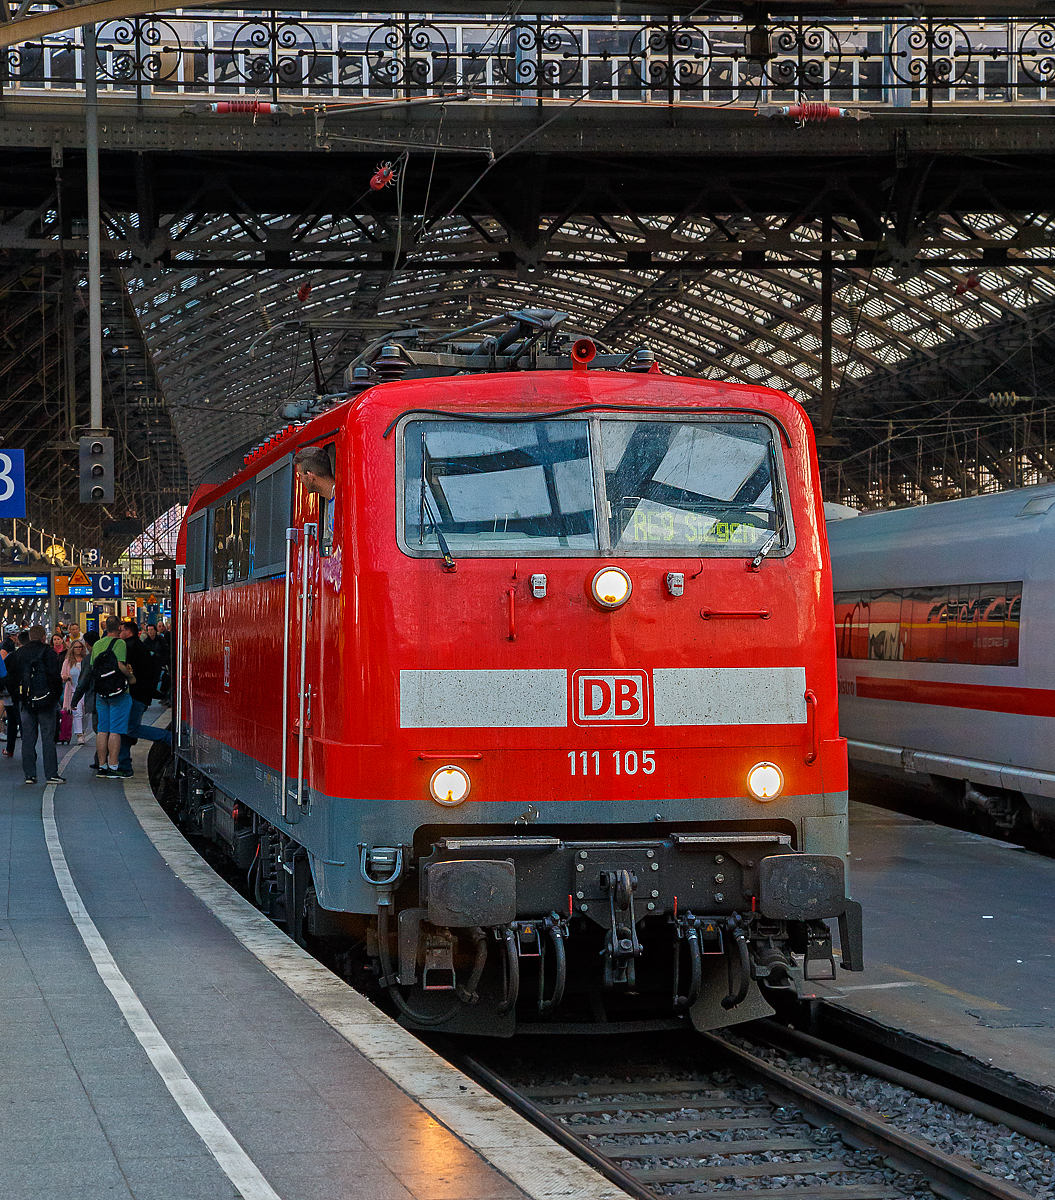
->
<box><xmin>403</xmin><ymin>419</ymin><xmax>597</xmax><ymax>553</ymax></box>
<box><xmin>398</xmin><ymin>414</ymin><xmax>790</xmax><ymax>558</ymax></box>
<box><xmin>602</xmin><ymin>419</ymin><xmax>781</xmax><ymax>555</ymax></box>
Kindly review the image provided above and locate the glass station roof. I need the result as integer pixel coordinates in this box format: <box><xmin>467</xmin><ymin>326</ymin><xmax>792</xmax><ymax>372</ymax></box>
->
<box><xmin>125</xmin><ymin>205</ymin><xmax>1055</xmax><ymax>506</ymax></box>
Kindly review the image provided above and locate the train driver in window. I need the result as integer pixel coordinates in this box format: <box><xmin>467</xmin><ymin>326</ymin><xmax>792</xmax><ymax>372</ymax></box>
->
<box><xmin>294</xmin><ymin>444</ymin><xmax>337</xmax><ymax>553</ymax></box>
<box><xmin>293</xmin><ymin>446</ymin><xmax>335</xmax><ymax>501</ymax></box>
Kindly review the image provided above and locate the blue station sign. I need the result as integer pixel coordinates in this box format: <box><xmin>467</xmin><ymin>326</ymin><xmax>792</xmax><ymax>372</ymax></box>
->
<box><xmin>0</xmin><ymin>574</ymin><xmax>49</xmax><ymax>597</ymax></box>
<box><xmin>0</xmin><ymin>451</ymin><xmax>26</xmax><ymax>519</ymax></box>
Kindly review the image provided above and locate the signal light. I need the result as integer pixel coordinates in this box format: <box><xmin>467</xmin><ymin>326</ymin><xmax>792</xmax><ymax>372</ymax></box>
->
<box><xmin>79</xmin><ymin>436</ymin><xmax>114</xmax><ymax>504</ymax></box>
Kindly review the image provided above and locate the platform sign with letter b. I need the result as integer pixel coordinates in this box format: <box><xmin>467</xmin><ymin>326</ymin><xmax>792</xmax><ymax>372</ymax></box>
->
<box><xmin>0</xmin><ymin>450</ymin><xmax>26</xmax><ymax>518</ymax></box>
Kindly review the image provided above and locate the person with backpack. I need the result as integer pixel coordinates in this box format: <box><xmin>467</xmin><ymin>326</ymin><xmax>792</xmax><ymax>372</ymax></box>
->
<box><xmin>72</xmin><ymin>614</ymin><xmax>135</xmax><ymax>779</ymax></box>
<box><xmin>5</xmin><ymin>624</ymin><xmax>64</xmax><ymax>784</ymax></box>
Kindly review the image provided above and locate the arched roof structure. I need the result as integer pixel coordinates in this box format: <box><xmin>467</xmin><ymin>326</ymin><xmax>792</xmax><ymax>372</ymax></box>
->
<box><xmin>126</xmin><ymin>204</ymin><xmax>1055</xmax><ymax>506</ymax></box>
<box><xmin>5</xmin><ymin>7</ymin><xmax>1055</xmax><ymax>548</ymax></box>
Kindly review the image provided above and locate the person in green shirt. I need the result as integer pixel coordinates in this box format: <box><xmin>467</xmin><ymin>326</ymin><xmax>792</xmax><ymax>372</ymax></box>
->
<box><xmin>75</xmin><ymin>614</ymin><xmax>135</xmax><ymax>778</ymax></box>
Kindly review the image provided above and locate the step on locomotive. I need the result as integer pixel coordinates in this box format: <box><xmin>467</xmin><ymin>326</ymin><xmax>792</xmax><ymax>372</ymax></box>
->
<box><xmin>155</xmin><ymin>308</ymin><xmax>863</xmax><ymax>1034</ymax></box>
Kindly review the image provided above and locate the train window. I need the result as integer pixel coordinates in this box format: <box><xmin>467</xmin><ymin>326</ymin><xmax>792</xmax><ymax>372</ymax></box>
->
<box><xmin>399</xmin><ymin>415</ymin><xmax>790</xmax><ymax>558</ymax></box>
<box><xmin>211</xmin><ymin>499</ymin><xmax>234</xmax><ymax>587</ymax></box>
<box><xmin>319</xmin><ymin>442</ymin><xmax>336</xmax><ymax>557</ymax></box>
<box><xmin>600</xmin><ymin>419</ymin><xmax>785</xmax><ymax>556</ymax></box>
<box><xmin>252</xmin><ymin>458</ymin><xmax>293</xmax><ymax>578</ymax></box>
<box><xmin>403</xmin><ymin>420</ymin><xmax>597</xmax><ymax>553</ymax></box>
<box><xmin>185</xmin><ymin>512</ymin><xmax>207</xmax><ymax>592</ymax></box>
<box><xmin>235</xmin><ymin>490</ymin><xmax>252</xmax><ymax>580</ymax></box>
<box><xmin>834</xmin><ymin>581</ymin><xmax>1022</xmax><ymax>666</ymax></box>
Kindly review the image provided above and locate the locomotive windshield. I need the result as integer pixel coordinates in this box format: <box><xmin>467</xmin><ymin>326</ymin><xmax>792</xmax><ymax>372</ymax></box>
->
<box><xmin>401</xmin><ymin>415</ymin><xmax>787</xmax><ymax>558</ymax></box>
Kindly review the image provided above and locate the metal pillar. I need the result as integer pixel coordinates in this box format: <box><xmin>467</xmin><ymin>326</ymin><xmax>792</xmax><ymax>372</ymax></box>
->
<box><xmin>84</xmin><ymin>25</ymin><xmax>103</xmax><ymax>434</ymax></box>
<box><xmin>48</xmin><ymin>570</ymin><xmax>58</xmax><ymax>633</ymax></box>
<box><xmin>819</xmin><ymin>211</ymin><xmax>834</xmax><ymax>438</ymax></box>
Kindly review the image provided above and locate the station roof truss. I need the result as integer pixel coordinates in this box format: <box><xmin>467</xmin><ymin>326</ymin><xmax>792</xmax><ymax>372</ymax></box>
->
<box><xmin>112</xmin><ymin>154</ymin><xmax>1055</xmax><ymax>509</ymax></box>
<box><xmin>4</xmin><ymin>9</ymin><xmax>1055</xmax><ymax>522</ymax></box>
<box><xmin>0</xmin><ymin>245</ymin><xmax>188</xmax><ymax>557</ymax></box>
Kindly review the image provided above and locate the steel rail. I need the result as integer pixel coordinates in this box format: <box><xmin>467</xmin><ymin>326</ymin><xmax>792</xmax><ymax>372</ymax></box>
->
<box><xmin>705</xmin><ymin>1034</ymin><xmax>1037</xmax><ymax>1200</ymax></box>
<box><xmin>454</xmin><ymin>1035</ymin><xmax>1038</xmax><ymax>1200</ymax></box>
<box><xmin>453</xmin><ymin>1053</ymin><xmax>657</xmax><ymax>1200</ymax></box>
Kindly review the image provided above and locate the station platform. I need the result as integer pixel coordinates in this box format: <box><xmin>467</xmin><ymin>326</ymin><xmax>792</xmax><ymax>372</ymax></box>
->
<box><xmin>813</xmin><ymin>800</ymin><xmax>1055</xmax><ymax>1097</ymax></box>
<box><xmin>0</xmin><ymin>732</ymin><xmax>621</xmax><ymax>1200</ymax></box>
<box><xmin>5</xmin><ymin>733</ymin><xmax>1054</xmax><ymax>1200</ymax></box>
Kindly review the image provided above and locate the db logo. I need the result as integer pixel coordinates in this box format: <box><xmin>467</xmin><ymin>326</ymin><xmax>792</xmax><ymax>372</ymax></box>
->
<box><xmin>573</xmin><ymin>670</ymin><xmax>649</xmax><ymax>725</ymax></box>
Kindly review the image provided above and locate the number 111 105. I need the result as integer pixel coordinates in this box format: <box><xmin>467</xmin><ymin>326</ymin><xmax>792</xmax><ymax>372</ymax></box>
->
<box><xmin>568</xmin><ymin>750</ymin><xmax>656</xmax><ymax>776</ymax></box>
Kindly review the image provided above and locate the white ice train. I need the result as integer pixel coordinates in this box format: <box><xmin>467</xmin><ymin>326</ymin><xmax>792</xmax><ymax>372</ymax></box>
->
<box><xmin>826</xmin><ymin>484</ymin><xmax>1055</xmax><ymax>839</ymax></box>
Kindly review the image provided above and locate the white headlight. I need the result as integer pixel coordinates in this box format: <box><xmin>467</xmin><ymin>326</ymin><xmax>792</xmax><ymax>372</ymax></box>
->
<box><xmin>591</xmin><ymin>566</ymin><xmax>632</xmax><ymax>609</ymax></box>
<box><xmin>747</xmin><ymin>762</ymin><xmax>784</xmax><ymax>801</ymax></box>
<box><xmin>429</xmin><ymin>765</ymin><xmax>471</xmax><ymax>806</ymax></box>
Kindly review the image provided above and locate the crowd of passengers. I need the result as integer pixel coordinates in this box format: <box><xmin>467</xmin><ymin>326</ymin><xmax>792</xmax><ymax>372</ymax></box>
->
<box><xmin>0</xmin><ymin>616</ymin><xmax>172</xmax><ymax>785</ymax></box>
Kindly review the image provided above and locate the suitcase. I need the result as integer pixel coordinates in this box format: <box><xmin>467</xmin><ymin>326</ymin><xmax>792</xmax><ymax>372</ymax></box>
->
<box><xmin>58</xmin><ymin>708</ymin><xmax>73</xmax><ymax>745</ymax></box>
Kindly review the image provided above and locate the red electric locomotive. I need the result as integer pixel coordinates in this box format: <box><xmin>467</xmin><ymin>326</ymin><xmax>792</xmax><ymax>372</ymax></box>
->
<box><xmin>166</xmin><ymin>310</ymin><xmax>862</xmax><ymax>1034</ymax></box>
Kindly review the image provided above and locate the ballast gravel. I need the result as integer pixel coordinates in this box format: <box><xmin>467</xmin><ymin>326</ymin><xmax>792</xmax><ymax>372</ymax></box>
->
<box><xmin>723</xmin><ymin>1033</ymin><xmax>1055</xmax><ymax>1200</ymax></box>
<box><xmin>526</xmin><ymin>1070</ymin><xmax>938</xmax><ymax>1198</ymax></box>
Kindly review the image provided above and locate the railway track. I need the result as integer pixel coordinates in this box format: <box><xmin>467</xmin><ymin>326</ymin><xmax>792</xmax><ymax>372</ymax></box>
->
<box><xmin>453</xmin><ymin>1030</ymin><xmax>1046</xmax><ymax>1200</ymax></box>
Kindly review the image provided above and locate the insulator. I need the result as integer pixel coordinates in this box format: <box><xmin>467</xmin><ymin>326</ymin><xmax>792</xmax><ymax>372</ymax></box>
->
<box><xmin>207</xmin><ymin>101</ymin><xmax>280</xmax><ymax>114</ymax></box>
<box><xmin>777</xmin><ymin>102</ymin><xmax>850</xmax><ymax>123</ymax></box>
<box><xmin>627</xmin><ymin>348</ymin><xmax>656</xmax><ymax>373</ymax></box>
<box><xmin>374</xmin><ymin>343</ymin><xmax>408</xmax><ymax>380</ymax></box>
<box><xmin>986</xmin><ymin>391</ymin><xmax>1031</xmax><ymax>408</ymax></box>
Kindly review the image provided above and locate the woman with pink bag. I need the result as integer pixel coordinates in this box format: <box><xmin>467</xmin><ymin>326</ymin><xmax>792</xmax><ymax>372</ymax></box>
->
<box><xmin>61</xmin><ymin>639</ymin><xmax>89</xmax><ymax>745</ymax></box>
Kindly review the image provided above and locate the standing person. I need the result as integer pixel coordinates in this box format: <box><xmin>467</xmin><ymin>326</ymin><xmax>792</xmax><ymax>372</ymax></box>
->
<box><xmin>62</xmin><ymin>640</ymin><xmax>89</xmax><ymax>745</ymax></box>
<box><xmin>3</xmin><ymin>630</ymin><xmax>29</xmax><ymax>756</ymax></box>
<box><xmin>0</xmin><ymin>624</ymin><xmax>16</xmax><ymax>754</ymax></box>
<box><xmin>72</xmin><ymin>614</ymin><xmax>134</xmax><ymax>779</ymax></box>
<box><xmin>6</xmin><ymin>625</ymin><xmax>64</xmax><ymax>784</ymax></box>
<box><xmin>143</xmin><ymin>623</ymin><xmax>170</xmax><ymax>704</ymax></box>
<box><xmin>81</xmin><ymin>631</ymin><xmax>101</xmax><ymax>768</ymax></box>
<box><xmin>116</xmin><ymin>620</ymin><xmax>167</xmax><ymax>775</ymax></box>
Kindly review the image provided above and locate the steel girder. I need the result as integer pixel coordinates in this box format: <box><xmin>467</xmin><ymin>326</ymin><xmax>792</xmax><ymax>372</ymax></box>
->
<box><xmin>3</xmin><ymin>104</ymin><xmax>1055</xmax><ymax>503</ymax></box>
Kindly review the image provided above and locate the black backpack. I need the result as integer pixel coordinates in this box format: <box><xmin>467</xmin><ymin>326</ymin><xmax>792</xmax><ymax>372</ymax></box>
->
<box><xmin>22</xmin><ymin>649</ymin><xmax>52</xmax><ymax>712</ymax></box>
<box><xmin>92</xmin><ymin>640</ymin><xmax>128</xmax><ymax>699</ymax></box>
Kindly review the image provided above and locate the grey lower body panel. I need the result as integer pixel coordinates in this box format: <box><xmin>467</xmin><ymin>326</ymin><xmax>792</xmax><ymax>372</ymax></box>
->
<box><xmin>179</xmin><ymin>727</ymin><xmax>849</xmax><ymax>913</ymax></box>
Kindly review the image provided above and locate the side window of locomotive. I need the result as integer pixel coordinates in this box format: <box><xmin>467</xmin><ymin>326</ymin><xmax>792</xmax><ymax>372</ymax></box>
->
<box><xmin>251</xmin><ymin>460</ymin><xmax>293</xmax><ymax>578</ymax></box>
<box><xmin>403</xmin><ymin>420</ymin><xmax>597</xmax><ymax>553</ymax></box>
<box><xmin>211</xmin><ymin>501</ymin><xmax>230</xmax><ymax>587</ymax></box>
<box><xmin>185</xmin><ymin>512</ymin><xmax>207</xmax><ymax>592</ymax></box>
<box><xmin>235</xmin><ymin>490</ymin><xmax>252</xmax><ymax>580</ymax></box>
<box><xmin>599</xmin><ymin>419</ymin><xmax>786</xmax><ymax>556</ymax></box>
<box><xmin>319</xmin><ymin>441</ymin><xmax>337</xmax><ymax>557</ymax></box>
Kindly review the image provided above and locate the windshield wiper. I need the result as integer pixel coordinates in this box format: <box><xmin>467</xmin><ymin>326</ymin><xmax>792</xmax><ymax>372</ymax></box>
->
<box><xmin>748</xmin><ymin>442</ymin><xmax>787</xmax><ymax>571</ymax></box>
<box><xmin>750</xmin><ymin>532</ymin><xmax>779</xmax><ymax>571</ymax></box>
<box><xmin>420</xmin><ymin>433</ymin><xmax>457</xmax><ymax>572</ymax></box>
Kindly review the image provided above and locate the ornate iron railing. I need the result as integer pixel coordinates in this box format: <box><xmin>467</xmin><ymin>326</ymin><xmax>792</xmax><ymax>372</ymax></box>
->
<box><xmin>4</xmin><ymin>11</ymin><xmax>1055</xmax><ymax>106</ymax></box>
